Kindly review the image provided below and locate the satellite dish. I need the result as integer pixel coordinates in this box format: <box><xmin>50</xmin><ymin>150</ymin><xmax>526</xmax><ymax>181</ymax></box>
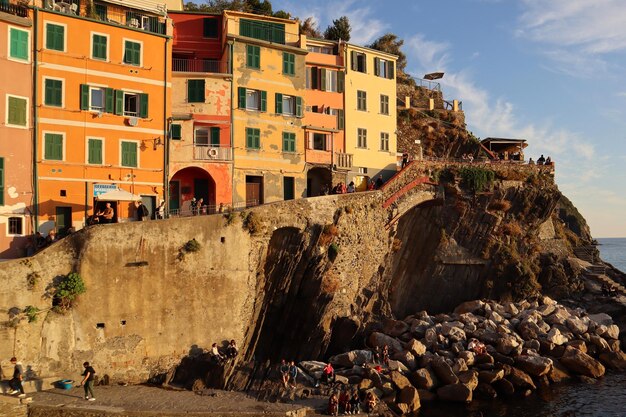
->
<box><xmin>127</xmin><ymin>117</ymin><xmax>139</xmax><ymax>127</ymax></box>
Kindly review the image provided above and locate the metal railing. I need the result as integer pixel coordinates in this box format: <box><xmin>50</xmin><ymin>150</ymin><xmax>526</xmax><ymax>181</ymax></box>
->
<box><xmin>415</xmin><ymin>78</ymin><xmax>441</xmax><ymax>92</ymax></box>
<box><xmin>168</xmin><ymin>200</ymin><xmax>256</xmax><ymax>217</ymax></box>
<box><xmin>0</xmin><ymin>1</ymin><xmax>28</xmax><ymax>17</ymax></box>
<box><xmin>335</xmin><ymin>152</ymin><xmax>353</xmax><ymax>169</ymax></box>
<box><xmin>193</xmin><ymin>145</ymin><xmax>233</xmax><ymax>161</ymax></box>
<box><xmin>444</xmin><ymin>100</ymin><xmax>463</xmax><ymax>111</ymax></box>
<box><xmin>172</xmin><ymin>58</ymin><xmax>230</xmax><ymax>74</ymax></box>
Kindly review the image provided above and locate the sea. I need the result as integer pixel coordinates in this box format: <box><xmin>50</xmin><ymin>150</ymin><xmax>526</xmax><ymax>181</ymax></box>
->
<box><xmin>421</xmin><ymin>237</ymin><xmax>626</xmax><ymax>417</ymax></box>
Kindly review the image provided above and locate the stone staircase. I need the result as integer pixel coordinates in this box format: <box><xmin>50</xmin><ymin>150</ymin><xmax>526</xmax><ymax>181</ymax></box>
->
<box><xmin>574</xmin><ymin>245</ymin><xmax>596</xmax><ymax>263</ymax></box>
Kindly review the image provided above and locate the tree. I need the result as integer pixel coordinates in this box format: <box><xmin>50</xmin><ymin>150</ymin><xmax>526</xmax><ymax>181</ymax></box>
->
<box><xmin>299</xmin><ymin>17</ymin><xmax>322</xmax><ymax>39</ymax></box>
<box><xmin>273</xmin><ymin>10</ymin><xmax>292</xmax><ymax>19</ymax></box>
<box><xmin>368</xmin><ymin>33</ymin><xmax>407</xmax><ymax>73</ymax></box>
<box><xmin>324</xmin><ymin>16</ymin><xmax>351</xmax><ymax>42</ymax></box>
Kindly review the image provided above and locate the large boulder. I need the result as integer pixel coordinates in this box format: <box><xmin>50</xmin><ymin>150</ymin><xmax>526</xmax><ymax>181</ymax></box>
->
<box><xmin>431</xmin><ymin>358</ymin><xmax>459</xmax><ymax>385</ymax></box>
<box><xmin>392</xmin><ymin>350</ymin><xmax>416</xmax><ymax>371</ymax></box>
<box><xmin>409</xmin><ymin>368</ymin><xmax>437</xmax><ymax>390</ymax></box>
<box><xmin>493</xmin><ymin>378</ymin><xmax>515</xmax><ymax>396</ymax></box>
<box><xmin>398</xmin><ymin>386</ymin><xmax>421</xmax><ymax>413</ymax></box>
<box><xmin>604</xmin><ymin>325</ymin><xmax>620</xmax><ymax>340</ymax></box>
<box><xmin>387</xmin><ymin>359</ymin><xmax>410</xmax><ymax>373</ymax></box>
<box><xmin>515</xmin><ymin>355</ymin><xmax>553</xmax><ymax>377</ymax></box>
<box><xmin>547</xmin><ymin>361</ymin><xmax>572</xmax><ymax>383</ymax></box>
<box><xmin>417</xmin><ymin>389</ymin><xmax>436</xmax><ymax>402</ymax></box>
<box><xmin>566</xmin><ymin>340</ymin><xmax>587</xmax><ymax>353</ymax></box>
<box><xmin>505</xmin><ymin>366</ymin><xmax>536</xmax><ymax>389</ymax></box>
<box><xmin>437</xmin><ymin>383</ymin><xmax>472</xmax><ymax>403</ymax></box>
<box><xmin>560</xmin><ymin>346</ymin><xmax>606</xmax><ymax>378</ymax></box>
<box><xmin>458</xmin><ymin>351</ymin><xmax>475</xmax><ymax>366</ymax></box>
<box><xmin>410</xmin><ymin>320</ymin><xmax>432</xmax><ymax>338</ymax></box>
<box><xmin>368</xmin><ymin>332</ymin><xmax>403</xmax><ymax>353</ymax></box>
<box><xmin>389</xmin><ymin>370</ymin><xmax>412</xmax><ymax>391</ymax></box>
<box><xmin>329</xmin><ymin>350</ymin><xmax>372</xmax><ymax>367</ymax></box>
<box><xmin>383</xmin><ymin>318</ymin><xmax>410</xmax><ymax>338</ymax></box>
<box><xmin>589</xmin><ymin>335</ymin><xmax>611</xmax><ymax>352</ymax></box>
<box><xmin>458</xmin><ymin>370</ymin><xmax>479</xmax><ymax>391</ymax></box>
<box><xmin>546</xmin><ymin>328</ymin><xmax>569</xmax><ymax>345</ymax></box>
<box><xmin>475</xmin><ymin>382</ymin><xmax>498</xmax><ymax>399</ymax></box>
<box><xmin>454</xmin><ymin>300</ymin><xmax>485</xmax><ymax>315</ymax></box>
<box><xmin>588</xmin><ymin>313</ymin><xmax>613</xmax><ymax>327</ymax></box>
<box><xmin>598</xmin><ymin>351</ymin><xmax>626</xmax><ymax>370</ymax></box>
<box><xmin>358</xmin><ymin>378</ymin><xmax>373</xmax><ymax>390</ymax></box>
<box><xmin>546</xmin><ymin>307</ymin><xmax>570</xmax><ymax>326</ymax></box>
<box><xmin>497</xmin><ymin>334</ymin><xmax>521</xmax><ymax>355</ymax></box>
<box><xmin>406</xmin><ymin>339</ymin><xmax>427</xmax><ymax>357</ymax></box>
<box><xmin>478</xmin><ymin>369</ymin><xmax>504</xmax><ymax>384</ymax></box>
<box><xmin>565</xmin><ymin>317</ymin><xmax>588</xmax><ymax>335</ymax></box>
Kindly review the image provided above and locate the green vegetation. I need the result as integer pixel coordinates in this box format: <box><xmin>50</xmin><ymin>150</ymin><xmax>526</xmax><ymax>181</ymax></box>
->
<box><xmin>224</xmin><ymin>211</ymin><xmax>236</xmax><ymax>226</ymax></box>
<box><xmin>53</xmin><ymin>272</ymin><xmax>86</xmax><ymax>312</ymax></box>
<box><xmin>328</xmin><ymin>243</ymin><xmax>340</xmax><ymax>261</ymax></box>
<box><xmin>23</xmin><ymin>305</ymin><xmax>40</xmax><ymax>323</ymax></box>
<box><xmin>184</xmin><ymin>239</ymin><xmax>201</xmax><ymax>253</ymax></box>
<box><xmin>323</xmin><ymin>16</ymin><xmax>351</xmax><ymax>41</ymax></box>
<box><xmin>241</xmin><ymin>211</ymin><xmax>262</xmax><ymax>235</ymax></box>
<box><xmin>26</xmin><ymin>272</ymin><xmax>40</xmax><ymax>290</ymax></box>
<box><xmin>459</xmin><ymin>167</ymin><xmax>495</xmax><ymax>193</ymax></box>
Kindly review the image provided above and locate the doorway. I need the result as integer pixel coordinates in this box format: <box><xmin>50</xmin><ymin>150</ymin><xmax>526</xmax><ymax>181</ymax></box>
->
<box><xmin>55</xmin><ymin>206</ymin><xmax>72</xmax><ymax>235</ymax></box>
<box><xmin>141</xmin><ymin>195</ymin><xmax>157</xmax><ymax>219</ymax></box>
<box><xmin>246</xmin><ymin>176</ymin><xmax>263</xmax><ymax>207</ymax></box>
<box><xmin>283</xmin><ymin>177</ymin><xmax>295</xmax><ymax>201</ymax></box>
<box><xmin>170</xmin><ymin>180</ymin><xmax>180</xmax><ymax>211</ymax></box>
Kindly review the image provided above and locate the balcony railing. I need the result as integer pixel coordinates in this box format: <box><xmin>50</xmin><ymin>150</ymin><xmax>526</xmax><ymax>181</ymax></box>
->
<box><xmin>416</xmin><ymin>78</ymin><xmax>441</xmax><ymax>92</ymax></box>
<box><xmin>335</xmin><ymin>152</ymin><xmax>353</xmax><ymax>169</ymax></box>
<box><xmin>0</xmin><ymin>1</ymin><xmax>29</xmax><ymax>17</ymax></box>
<box><xmin>193</xmin><ymin>145</ymin><xmax>232</xmax><ymax>161</ymax></box>
<box><xmin>172</xmin><ymin>58</ymin><xmax>230</xmax><ymax>74</ymax></box>
<box><xmin>444</xmin><ymin>100</ymin><xmax>463</xmax><ymax>111</ymax></box>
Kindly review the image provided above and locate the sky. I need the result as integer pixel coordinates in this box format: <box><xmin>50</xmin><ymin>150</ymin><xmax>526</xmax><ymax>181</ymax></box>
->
<box><xmin>266</xmin><ymin>0</ymin><xmax>626</xmax><ymax>238</ymax></box>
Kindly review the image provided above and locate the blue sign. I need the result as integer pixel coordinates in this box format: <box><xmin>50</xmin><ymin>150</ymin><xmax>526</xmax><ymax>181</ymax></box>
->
<box><xmin>93</xmin><ymin>184</ymin><xmax>118</xmax><ymax>197</ymax></box>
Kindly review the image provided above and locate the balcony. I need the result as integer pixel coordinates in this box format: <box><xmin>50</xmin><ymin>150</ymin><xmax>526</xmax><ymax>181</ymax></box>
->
<box><xmin>172</xmin><ymin>58</ymin><xmax>230</xmax><ymax>74</ymax></box>
<box><xmin>193</xmin><ymin>145</ymin><xmax>232</xmax><ymax>161</ymax></box>
<box><xmin>335</xmin><ymin>152</ymin><xmax>353</xmax><ymax>169</ymax></box>
<box><xmin>0</xmin><ymin>1</ymin><xmax>28</xmax><ymax>17</ymax></box>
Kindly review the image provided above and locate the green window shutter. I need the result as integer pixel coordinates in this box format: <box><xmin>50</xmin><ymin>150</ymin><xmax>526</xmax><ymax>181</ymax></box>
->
<box><xmin>311</xmin><ymin>67</ymin><xmax>318</xmax><ymax>89</ymax></box>
<box><xmin>388</xmin><ymin>61</ymin><xmax>395</xmax><ymax>79</ymax></box>
<box><xmin>139</xmin><ymin>93</ymin><xmax>149</xmax><ymax>118</ymax></box>
<box><xmin>8</xmin><ymin>97</ymin><xmax>27</xmax><ymax>126</ymax></box>
<box><xmin>254</xmin><ymin>46</ymin><xmax>260</xmax><ymax>68</ymax></box>
<box><xmin>188</xmin><ymin>80</ymin><xmax>205</xmax><ymax>103</ymax></box>
<box><xmin>0</xmin><ymin>157</ymin><xmax>4</xmax><ymax>206</ymax></box>
<box><xmin>105</xmin><ymin>88</ymin><xmax>114</xmax><ymax>113</ymax></box>
<box><xmin>238</xmin><ymin>87</ymin><xmax>246</xmax><ymax>109</ymax></box>
<box><xmin>10</xmin><ymin>28</ymin><xmax>28</xmax><ymax>60</ymax></box>
<box><xmin>246</xmin><ymin>128</ymin><xmax>260</xmax><ymax>149</ymax></box>
<box><xmin>88</xmin><ymin>139</ymin><xmax>102</xmax><ymax>164</ymax></box>
<box><xmin>246</xmin><ymin>45</ymin><xmax>260</xmax><ymax>69</ymax></box>
<box><xmin>114</xmin><ymin>90</ymin><xmax>124</xmax><ymax>115</ymax></box>
<box><xmin>350</xmin><ymin>51</ymin><xmax>357</xmax><ymax>71</ymax></box>
<box><xmin>93</xmin><ymin>34</ymin><xmax>107</xmax><ymax>60</ymax></box>
<box><xmin>282</xmin><ymin>132</ymin><xmax>295</xmax><ymax>152</ymax></box>
<box><xmin>255</xmin><ymin>129</ymin><xmax>260</xmax><ymax>148</ymax></box>
<box><xmin>337</xmin><ymin>109</ymin><xmax>344</xmax><ymax>130</ymax></box>
<box><xmin>260</xmin><ymin>90</ymin><xmax>267</xmax><ymax>112</ymax></box>
<box><xmin>45</xmin><ymin>133</ymin><xmax>63</xmax><ymax>160</ymax></box>
<box><xmin>80</xmin><ymin>84</ymin><xmax>90</xmax><ymax>110</ymax></box>
<box><xmin>283</xmin><ymin>52</ymin><xmax>295</xmax><ymax>75</ymax></box>
<box><xmin>320</xmin><ymin>68</ymin><xmax>327</xmax><ymax>91</ymax></box>
<box><xmin>45</xmin><ymin>79</ymin><xmax>62</xmax><ymax>106</ymax></box>
<box><xmin>122</xmin><ymin>142</ymin><xmax>137</xmax><ymax>167</ymax></box>
<box><xmin>282</xmin><ymin>132</ymin><xmax>288</xmax><ymax>151</ymax></box>
<box><xmin>275</xmin><ymin>93</ymin><xmax>283</xmax><ymax>114</ymax></box>
<box><xmin>374</xmin><ymin>57</ymin><xmax>380</xmax><ymax>76</ymax></box>
<box><xmin>210</xmin><ymin>127</ymin><xmax>220</xmax><ymax>145</ymax></box>
<box><xmin>46</xmin><ymin>24</ymin><xmax>63</xmax><ymax>51</ymax></box>
<box><xmin>171</xmin><ymin>124</ymin><xmax>182</xmax><ymax>139</ymax></box>
<box><xmin>337</xmin><ymin>71</ymin><xmax>345</xmax><ymax>93</ymax></box>
<box><xmin>296</xmin><ymin>96</ymin><xmax>303</xmax><ymax>117</ymax></box>
<box><xmin>124</xmin><ymin>41</ymin><xmax>141</xmax><ymax>65</ymax></box>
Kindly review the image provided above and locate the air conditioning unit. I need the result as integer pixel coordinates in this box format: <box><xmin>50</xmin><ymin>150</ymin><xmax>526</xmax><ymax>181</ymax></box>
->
<box><xmin>127</xmin><ymin>117</ymin><xmax>139</xmax><ymax>127</ymax></box>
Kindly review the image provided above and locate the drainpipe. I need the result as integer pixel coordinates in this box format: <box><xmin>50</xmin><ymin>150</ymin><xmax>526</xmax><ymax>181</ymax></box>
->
<box><xmin>229</xmin><ymin>40</ymin><xmax>235</xmax><ymax>206</ymax></box>
<box><xmin>32</xmin><ymin>7</ymin><xmax>39</xmax><ymax>232</ymax></box>
<box><xmin>163</xmin><ymin>36</ymin><xmax>170</xmax><ymax>217</ymax></box>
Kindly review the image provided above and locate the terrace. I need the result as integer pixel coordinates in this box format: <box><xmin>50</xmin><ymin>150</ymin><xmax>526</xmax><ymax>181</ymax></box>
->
<box><xmin>0</xmin><ymin>0</ymin><xmax>29</xmax><ymax>17</ymax></box>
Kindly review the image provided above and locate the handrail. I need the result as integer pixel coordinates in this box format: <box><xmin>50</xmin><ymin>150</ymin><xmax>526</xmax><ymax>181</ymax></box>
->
<box><xmin>0</xmin><ymin>1</ymin><xmax>28</xmax><ymax>17</ymax></box>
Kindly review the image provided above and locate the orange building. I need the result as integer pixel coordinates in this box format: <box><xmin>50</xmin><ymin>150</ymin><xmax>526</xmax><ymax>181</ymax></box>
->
<box><xmin>33</xmin><ymin>0</ymin><xmax>171</xmax><ymax>233</ymax></box>
<box><xmin>168</xmin><ymin>11</ymin><xmax>232</xmax><ymax>215</ymax></box>
<box><xmin>0</xmin><ymin>1</ymin><xmax>34</xmax><ymax>258</ymax></box>
<box><xmin>303</xmin><ymin>38</ymin><xmax>348</xmax><ymax>196</ymax></box>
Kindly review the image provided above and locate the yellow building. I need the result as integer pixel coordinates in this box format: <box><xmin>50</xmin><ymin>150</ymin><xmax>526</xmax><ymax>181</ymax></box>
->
<box><xmin>343</xmin><ymin>43</ymin><xmax>398</xmax><ymax>190</ymax></box>
<box><xmin>224</xmin><ymin>11</ymin><xmax>306</xmax><ymax>205</ymax></box>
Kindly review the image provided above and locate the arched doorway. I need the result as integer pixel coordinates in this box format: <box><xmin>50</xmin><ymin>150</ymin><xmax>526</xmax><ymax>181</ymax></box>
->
<box><xmin>170</xmin><ymin>167</ymin><xmax>216</xmax><ymax>214</ymax></box>
<box><xmin>307</xmin><ymin>167</ymin><xmax>332</xmax><ymax>197</ymax></box>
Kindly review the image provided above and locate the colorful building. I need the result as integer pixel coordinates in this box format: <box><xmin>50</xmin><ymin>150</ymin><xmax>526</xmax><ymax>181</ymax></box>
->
<box><xmin>168</xmin><ymin>11</ymin><xmax>232</xmax><ymax>214</ymax></box>
<box><xmin>224</xmin><ymin>11</ymin><xmax>307</xmax><ymax>205</ymax></box>
<box><xmin>0</xmin><ymin>1</ymin><xmax>34</xmax><ymax>258</ymax></box>
<box><xmin>343</xmin><ymin>43</ymin><xmax>398</xmax><ymax>190</ymax></box>
<box><xmin>303</xmin><ymin>38</ymin><xmax>348</xmax><ymax>196</ymax></box>
<box><xmin>33</xmin><ymin>0</ymin><xmax>171</xmax><ymax>233</ymax></box>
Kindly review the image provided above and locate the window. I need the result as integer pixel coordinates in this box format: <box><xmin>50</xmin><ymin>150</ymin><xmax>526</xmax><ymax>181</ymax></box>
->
<box><xmin>380</xmin><ymin>94</ymin><xmax>389</xmax><ymax>115</ymax></box>
<box><xmin>9</xmin><ymin>27</ymin><xmax>29</xmax><ymax>61</ymax></box>
<box><xmin>374</xmin><ymin>57</ymin><xmax>395</xmax><ymax>79</ymax></box>
<box><xmin>307</xmin><ymin>45</ymin><xmax>333</xmax><ymax>54</ymax></box>
<box><xmin>357</xmin><ymin>90</ymin><xmax>367</xmax><ymax>111</ymax></box>
<box><xmin>238</xmin><ymin>87</ymin><xmax>266</xmax><ymax>112</ymax></box>
<box><xmin>95</xmin><ymin>4</ymin><xmax>107</xmax><ymax>20</ymax></box>
<box><xmin>121</xmin><ymin>92</ymin><xmax>149</xmax><ymax>118</ymax></box>
<box><xmin>171</xmin><ymin>124</ymin><xmax>182</xmax><ymax>140</ymax></box>
<box><xmin>246</xmin><ymin>128</ymin><xmax>261</xmax><ymax>149</ymax></box>
<box><xmin>275</xmin><ymin>93</ymin><xmax>303</xmax><ymax>117</ymax></box>
<box><xmin>246</xmin><ymin>44</ymin><xmax>260</xmax><ymax>69</ymax></box>
<box><xmin>188</xmin><ymin>79</ymin><xmax>205</xmax><ymax>103</ymax></box>
<box><xmin>324</xmin><ymin>70</ymin><xmax>337</xmax><ymax>92</ymax></box>
<box><xmin>203</xmin><ymin>18</ymin><xmax>218</xmax><ymax>38</ymax></box>
<box><xmin>282</xmin><ymin>132</ymin><xmax>296</xmax><ymax>152</ymax></box>
<box><xmin>283</xmin><ymin>52</ymin><xmax>295</xmax><ymax>75</ymax></box>
<box><xmin>380</xmin><ymin>132</ymin><xmax>389</xmax><ymax>151</ymax></box>
<box><xmin>8</xmin><ymin>217</ymin><xmax>23</xmax><ymax>236</ymax></box>
<box><xmin>0</xmin><ymin>157</ymin><xmax>3</xmax><ymax>205</ymax></box>
<box><xmin>313</xmin><ymin>133</ymin><xmax>327</xmax><ymax>150</ymax></box>
<box><xmin>44</xmin><ymin>79</ymin><xmax>63</xmax><ymax>107</ymax></box>
<box><xmin>6</xmin><ymin>96</ymin><xmax>27</xmax><ymax>127</ymax></box>
<box><xmin>240</xmin><ymin>18</ymin><xmax>285</xmax><ymax>44</ymax></box>
<box><xmin>195</xmin><ymin>127</ymin><xmax>220</xmax><ymax>145</ymax></box>
<box><xmin>89</xmin><ymin>87</ymin><xmax>105</xmax><ymax>111</ymax></box>
<box><xmin>123</xmin><ymin>40</ymin><xmax>141</xmax><ymax>66</ymax></box>
<box><xmin>45</xmin><ymin>23</ymin><xmax>65</xmax><ymax>51</ymax></box>
<box><xmin>88</xmin><ymin>138</ymin><xmax>103</xmax><ymax>164</ymax></box>
<box><xmin>351</xmin><ymin>51</ymin><xmax>366</xmax><ymax>73</ymax></box>
<box><xmin>357</xmin><ymin>128</ymin><xmax>367</xmax><ymax>148</ymax></box>
<box><xmin>121</xmin><ymin>141</ymin><xmax>138</xmax><ymax>167</ymax></box>
<box><xmin>44</xmin><ymin>133</ymin><xmax>63</xmax><ymax>160</ymax></box>
<box><xmin>92</xmin><ymin>34</ymin><xmax>107</xmax><ymax>60</ymax></box>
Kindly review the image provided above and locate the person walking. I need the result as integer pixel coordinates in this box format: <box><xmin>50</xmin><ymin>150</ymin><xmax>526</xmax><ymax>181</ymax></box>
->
<box><xmin>288</xmin><ymin>361</ymin><xmax>298</xmax><ymax>388</ymax></box>
<box><xmin>8</xmin><ymin>357</ymin><xmax>25</xmax><ymax>398</ymax></box>
<box><xmin>79</xmin><ymin>361</ymin><xmax>96</xmax><ymax>401</ymax></box>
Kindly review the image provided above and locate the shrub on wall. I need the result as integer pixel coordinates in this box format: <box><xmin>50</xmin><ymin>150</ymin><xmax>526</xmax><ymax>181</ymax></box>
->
<box><xmin>241</xmin><ymin>211</ymin><xmax>262</xmax><ymax>235</ymax></box>
<box><xmin>53</xmin><ymin>272</ymin><xmax>86</xmax><ymax>312</ymax></box>
<box><xmin>459</xmin><ymin>167</ymin><xmax>495</xmax><ymax>193</ymax></box>
<box><xmin>328</xmin><ymin>243</ymin><xmax>340</xmax><ymax>261</ymax></box>
<box><xmin>23</xmin><ymin>305</ymin><xmax>40</xmax><ymax>323</ymax></box>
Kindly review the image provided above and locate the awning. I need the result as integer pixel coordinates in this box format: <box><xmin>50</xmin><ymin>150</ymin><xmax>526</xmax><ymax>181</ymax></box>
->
<box><xmin>96</xmin><ymin>189</ymin><xmax>143</xmax><ymax>201</ymax></box>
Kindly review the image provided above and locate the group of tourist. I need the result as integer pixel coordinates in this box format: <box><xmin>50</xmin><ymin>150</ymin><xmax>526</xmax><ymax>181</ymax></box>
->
<box><xmin>210</xmin><ymin>340</ymin><xmax>239</xmax><ymax>365</ymax></box>
<box><xmin>602</xmin><ymin>283</ymin><xmax>619</xmax><ymax>297</ymax></box>
<box><xmin>528</xmin><ymin>154</ymin><xmax>553</xmax><ymax>166</ymax></box>
<box><xmin>327</xmin><ymin>389</ymin><xmax>365</xmax><ymax>415</ymax></box>
<box><xmin>279</xmin><ymin>359</ymin><xmax>299</xmax><ymax>389</ymax></box>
